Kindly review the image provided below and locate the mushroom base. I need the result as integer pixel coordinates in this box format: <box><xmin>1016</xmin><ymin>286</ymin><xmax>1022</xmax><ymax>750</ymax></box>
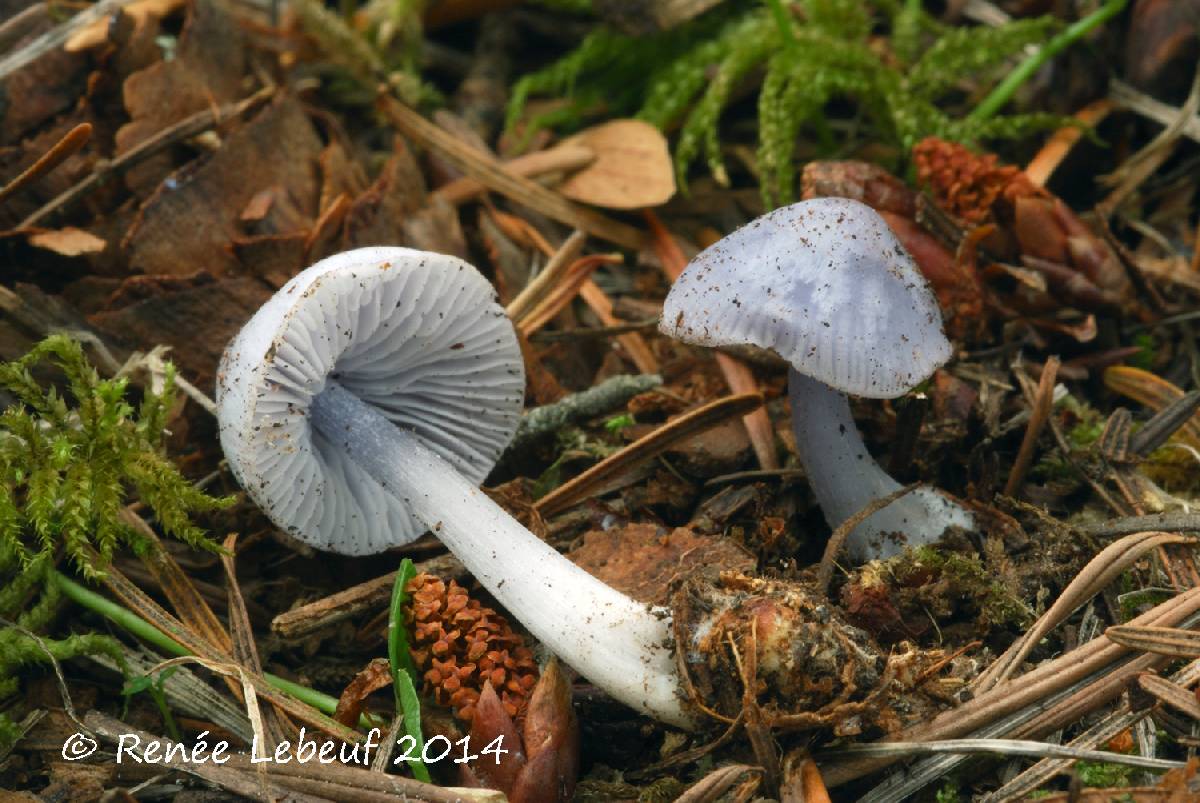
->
<box><xmin>788</xmin><ymin>370</ymin><xmax>976</xmax><ymax>561</ymax></box>
<box><xmin>670</xmin><ymin>573</ymin><xmax>948</xmax><ymax>736</ymax></box>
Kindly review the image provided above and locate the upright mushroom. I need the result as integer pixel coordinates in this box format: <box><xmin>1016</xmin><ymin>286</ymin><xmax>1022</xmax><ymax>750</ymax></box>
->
<box><xmin>217</xmin><ymin>247</ymin><xmax>693</xmax><ymax>727</ymax></box>
<box><xmin>660</xmin><ymin>198</ymin><xmax>974</xmax><ymax>561</ymax></box>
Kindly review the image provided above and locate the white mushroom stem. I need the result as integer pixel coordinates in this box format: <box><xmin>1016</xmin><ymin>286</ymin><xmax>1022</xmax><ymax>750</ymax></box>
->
<box><xmin>311</xmin><ymin>382</ymin><xmax>694</xmax><ymax>729</ymax></box>
<box><xmin>788</xmin><ymin>370</ymin><xmax>975</xmax><ymax>561</ymax></box>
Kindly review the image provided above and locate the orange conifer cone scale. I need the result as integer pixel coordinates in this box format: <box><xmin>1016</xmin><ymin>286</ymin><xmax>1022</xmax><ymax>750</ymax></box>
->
<box><xmin>406</xmin><ymin>573</ymin><xmax>540</xmax><ymax>724</ymax></box>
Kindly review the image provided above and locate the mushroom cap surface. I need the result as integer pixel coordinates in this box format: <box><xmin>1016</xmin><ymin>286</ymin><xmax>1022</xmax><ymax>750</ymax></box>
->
<box><xmin>216</xmin><ymin>247</ymin><xmax>525</xmax><ymax>555</ymax></box>
<box><xmin>660</xmin><ymin>198</ymin><xmax>950</xmax><ymax>398</ymax></box>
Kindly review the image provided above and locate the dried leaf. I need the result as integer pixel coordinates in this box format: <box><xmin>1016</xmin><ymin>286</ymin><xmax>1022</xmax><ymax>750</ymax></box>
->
<box><xmin>123</xmin><ymin>98</ymin><xmax>323</xmax><ymax>276</ymax></box>
<box><xmin>89</xmin><ymin>275</ymin><xmax>272</xmax><ymax>390</ymax></box>
<box><xmin>557</xmin><ymin>120</ymin><xmax>675</xmax><ymax>209</ymax></box>
<box><xmin>114</xmin><ymin>0</ymin><xmax>243</xmax><ymax>158</ymax></box>
<box><xmin>27</xmin><ymin>226</ymin><xmax>106</xmax><ymax>256</ymax></box>
<box><xmin>333</xmin><ymin>658</ymin><xmax>393</xmax><ymax>729</ymax></box>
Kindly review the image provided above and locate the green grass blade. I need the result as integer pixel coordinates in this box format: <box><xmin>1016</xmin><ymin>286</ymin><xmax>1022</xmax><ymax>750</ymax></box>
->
<box><xmin>387</xmin><ymin>558</ymin><xmax>429</xmax><ymax>782</ymax></box>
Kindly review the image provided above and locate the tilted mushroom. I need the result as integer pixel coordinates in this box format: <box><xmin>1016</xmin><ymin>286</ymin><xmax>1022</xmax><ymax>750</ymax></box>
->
<box><xmin>216</xmin><ymin>247</ymin><xmax>694</xmax><ymax>728</ymax></box>
<box><xmin>660</xmin><ymin>198</ymin><xmax>975</xmax><ymax>561</ymax></box>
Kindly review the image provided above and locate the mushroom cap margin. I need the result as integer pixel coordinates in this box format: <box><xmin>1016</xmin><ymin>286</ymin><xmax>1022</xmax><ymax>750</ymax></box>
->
<box><xmin>659</xmin><ymin>198</ymin><xmax>951</xmax><ymax>398</ymax></box>
<box><xmin>215</xmin><ymin>247</ymin><xmax>525</xmax><ymax>555</ymax></box>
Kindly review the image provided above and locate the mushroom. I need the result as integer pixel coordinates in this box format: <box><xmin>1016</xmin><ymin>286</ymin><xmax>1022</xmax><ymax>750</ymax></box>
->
<box><xmin>217</xmin><ymin>247</ymin><xmax>693</xmax><ymax>728</ymax></box>
<box><xmin>660</xmin><ymin>198</ymin><xmax>975</xmax><ymax>561</ymax></box>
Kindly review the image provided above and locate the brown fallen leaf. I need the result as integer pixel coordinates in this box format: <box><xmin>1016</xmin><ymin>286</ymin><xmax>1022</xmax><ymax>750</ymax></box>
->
<box><xmin>114</xmin><ymin>0</ymin><xmax>243</xmax><ymax>160</ymax></box>
<box><xmin>89</xmin><ymin>275</ymin><xmax>272</xmax><ymax>390</ymax></box>
<box><xmin>27</xmin><ymin>226</ymin><xmax>106</xmax><ymax>256</ymax></box>
<box><xmin>557</xmin><ymin>120</ymin><xmax>675</xmax><ymax>209</ymax></box>
<box><xmin>123</xmin><ymin>98</ymin><xmax>323</xmax><ymax>276</ymax></box>
<box><xmin>332</xmin><ymin>658</ymin><xmax>393</xmax><ymax>729</ymax></box>
<box><xmin>0</xmin><ymin>20</ymin><xmax>90</xmax><ymax>146</ymax></box>
<box><xmin>343</xmin><ymin>139</ymin><xmax>428</xmax><ymax>249</ymax></box>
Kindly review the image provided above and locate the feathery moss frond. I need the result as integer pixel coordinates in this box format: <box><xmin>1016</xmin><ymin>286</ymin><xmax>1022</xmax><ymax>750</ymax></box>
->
<box><xmin>0</xmin><ymin>335</ymin><xmax>228</xmax><ymax>748</ymax></box>
<box><xmin>676</xmin><ymin>14</ymin><xmax>776</xmax><ymax>186</ymax></box>
<box><xmin>508</xmin><ymin>0</ymin><xmax>1082</xmax><ymax>205</ymax></box>
<box><xmin>905</xmin><ymin>17</ymin><xmax>1057</xmax><ymax>100</ymax></box>
<box><xmin>0</xmin><ymin>335</ymin><xmax>230</xmax><ymax>578</ymax></box>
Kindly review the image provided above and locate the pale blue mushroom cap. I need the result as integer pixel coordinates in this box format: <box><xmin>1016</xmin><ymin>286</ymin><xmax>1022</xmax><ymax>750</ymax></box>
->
<box><xmin>660</xmin><ymin>198</ymin><xmax>951</xmax><ymax>398</ymax></box>
<box><xmin>216</xmin><ymin>247</ymin><xmax>525</xmax><ymax>555</ymax></box>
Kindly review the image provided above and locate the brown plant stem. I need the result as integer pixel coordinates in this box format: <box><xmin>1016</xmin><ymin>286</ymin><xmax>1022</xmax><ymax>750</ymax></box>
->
<box><xmin>534</xmin><ymin>393</ymin><xmax>763</xmax><ymax>517</ymax></box>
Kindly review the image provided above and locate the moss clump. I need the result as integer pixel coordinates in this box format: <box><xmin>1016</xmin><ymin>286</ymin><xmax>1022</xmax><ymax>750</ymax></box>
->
<box><xmin>896</xmin><ymin>545</ymin><xmax>1034</xmax><ymax>632</ymax></box>
<box><xmin>0</xmin><ymin>335</ymin><xmax>232</xmax><ymax>747</ymax></box>
<box><xmin>1074</xmin><ymin>759</ymin><xmax>1135</xmax><ymax>788</ymax></box>
<box><xmin>508</xmin><ymin>0</ymin><xmax>1068</xmax><ymax>206</ymax></box>
<box><xmin>0</xmin><ymin>335</ymin><xmax>230</xmax><ymax>577</ymax></box>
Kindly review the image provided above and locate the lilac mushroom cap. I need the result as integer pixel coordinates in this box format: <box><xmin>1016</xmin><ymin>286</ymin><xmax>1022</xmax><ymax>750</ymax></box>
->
<box><xmin>660</xmin><ymin>198</ymin><xmax>974</xmax><ymax>561</ymax></box>
<box><xmin>661</xmin><ymin>197</ymin><xmax>950</xmax><ymax>399</ymax></box>
<box><xmin>215</xmin><ymin>247</ymin><xmax>525</xmax><ymax>555</ymax></box>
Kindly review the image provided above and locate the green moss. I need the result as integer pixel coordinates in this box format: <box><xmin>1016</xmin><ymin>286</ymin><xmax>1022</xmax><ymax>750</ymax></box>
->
<box><xmin>0</xmin><ymin>335</ymin><xmax>231</xmax><ymax>748</ymax></box>
<box><xmin>604</xmin><ymin>413</ymin><xmax>636</xmax><ymax>433</ymax></box>
<box><xmin>903</xmin><ymin>545</ymin><xmax>1033</xmax><ymax>630</ymax></box>
<box><xmin>1058</xmin><ymin>394</ymin><xmax>1105</xmax><ymax>449</ymax></box>
<box><xmin>0</xmin><ymin>335</ymin><xmax>230</xmax><ymax>577</ymax></box>
<box><xmin>934</xmin><ymin>778</ymin><xmax>962</xmax><ymax>803</ymax></box>
<box><xmin>1130</xmin><ymin>333</ymin><xmax>1156</xmax><ymax>371</ymax></box>
<box><xmin>1075</xmin><ymin>759</ymin><xmax>1134</xmax><ymax>788</ymax></box>
<box><xmin>508</xmin><ymin>0</ymin><xmax>1074</xmax><ymax>205</ymax></box>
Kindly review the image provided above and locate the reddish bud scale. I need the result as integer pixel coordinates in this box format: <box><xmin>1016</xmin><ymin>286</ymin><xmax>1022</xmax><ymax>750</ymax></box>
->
<box><xmin>405</xmin><ymin>573</ymin><xmax>540</xmax><ymax>724</ymax></box>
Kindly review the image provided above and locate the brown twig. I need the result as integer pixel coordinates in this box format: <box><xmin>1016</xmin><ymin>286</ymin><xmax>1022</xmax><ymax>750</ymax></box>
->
<box><xmin>0</xmin><ymin>123</ymin><xmax>92</xmax><ymax>203</ymax></box>
<box><xmin>506</xmin><ymin>229</ymin><xmax>588</xmax><ymax>321</ymax></box>
<box><xmin>519</xmin><ymin>255</ymin><xmax>623</xmax><ymax>337</ymax></box>
<box><xmin>1023</xmin><ymin>100</ymin><xmax>1112</xmax><ymax>188</ymax></box>
<box><xmin>270</xmin><ymin>553</ymin><xmax>464</xmax><ymax>639</ymax></box>
<box><xmin>1003</xmin><ymin>356</ymin><xmax>1060</xmax><ymax>498</ymax></box>
<box><xmin>534</xmin><ymin>392</ymin><xmax>764</xmax><ymax>517</ymax></box>
<box><xmin>815</xmin><ymin>483</ymin><xmax>921</xmax><ymax>596</ymax></box>
<box><xmin>20</xmin><ymin>86</ymin><xmax>275</xmax><ymax>228</ymax></box>
<box><xmin>578</xmin><ymin>278</ymin><xmax>660</xmax><ymax>374</ymax></box>
<box><xmin>530</xmin><ymin>317</ymin><xmax>660</xmax><ymax>343</ymax></box>
<box><xmin>507</xmin><ymin>224</ymin><xmax>660</xmax><ymax>373</ymax></box>
<box><xmin>434</xmin><ymin>144</ymin><xmax>595</xmax><ymax>205</ymax></box>
<box><xmin>377</xmin><ymin>94</ymin><xmax>646</xmax><ymax>249</ymax></box>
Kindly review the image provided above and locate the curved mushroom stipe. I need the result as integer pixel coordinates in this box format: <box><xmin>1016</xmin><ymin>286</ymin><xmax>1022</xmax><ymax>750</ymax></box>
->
<box><xmin>789</xmin><ymin>371</ymin><xmax>974</xmax><ymax>560</ymax></box>
<box><xmin>659</xmin><ymin>198</ymin><xmax>976</xmax><ymax>561</ymax></box>
<box><xmin>217</xmin><ymin>247</ymin><xmax>695</xmax><ymax>728</ymax></box>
